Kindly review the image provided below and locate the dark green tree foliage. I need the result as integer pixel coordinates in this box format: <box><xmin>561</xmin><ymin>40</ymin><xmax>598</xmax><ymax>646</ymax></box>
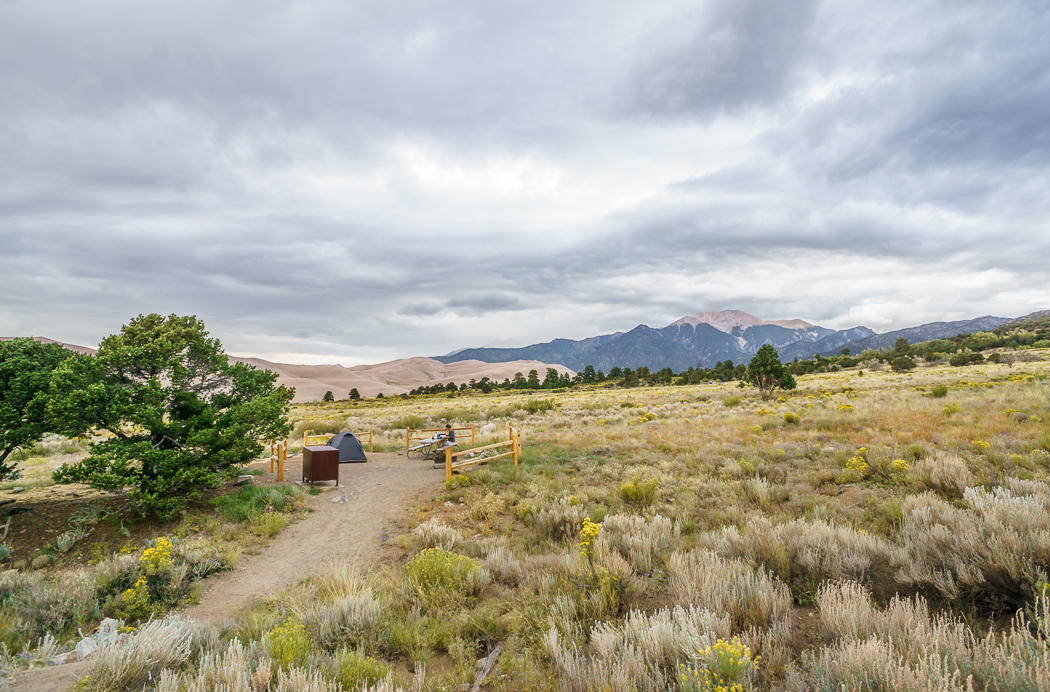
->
<box><xmin>744</xmin><ymin>345</ymin><xmax>797</xmax><ymax>400</ymax></box>
<box><xmin>891</xmin><ymin>356</ymin><xmax>917</xmax><ymax>372</ymax></box>
<box><xmin>0</xmin><ymin>338</ymin><xmax>77</xmax><ymax>479</ymax></box>
<box><xmin>323</xmin><ymin>390</ymin><xmax>335</xmax><ymax>402</ymax></box>
<box><xmin>50</xmin><ymin>314</ymin><xmax>293</xmax><ymax>518</ymax></box>
<box><xmin>348</xmin><ymin>388</ymin><xmax>361</xmax><ymax>400</ymax></box>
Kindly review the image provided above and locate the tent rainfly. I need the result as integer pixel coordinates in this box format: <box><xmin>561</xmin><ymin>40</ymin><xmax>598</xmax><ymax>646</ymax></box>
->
<box><xmin>326</xmin><ymin>432</ymin><xmax>368</xmax><ymax>462</ymax></box>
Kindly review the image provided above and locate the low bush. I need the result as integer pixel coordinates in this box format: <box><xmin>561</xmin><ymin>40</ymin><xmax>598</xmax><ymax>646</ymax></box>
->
<box><xmin>723</xmin><ymin>395</ymin><xmax>742</xmax><ymax>407</ymax></box>
<box><xmin>265</xmin><ymin>619</ymin><xmax>312</xmax><ymax>671</ymax></box>
<box><xmin>405</xmin><ymin>548</ymin><xmax>490</xmax><ymax>598</ymax></box>
<box><xmin>332</xmin><ymin>648</ymin><xmax>390</xmax><ymax>690</ymax></box>
<box><xmin>908</xmin><ymin>452</ymin><xmax>971</xmax><ymax>498</ymax></box>
<box><xmin>928</xmin><ymin>384</ymin><xmax>949</xmax><ymax>398</ymax></box>
<box><xmin>522</xmin><ymin>398</ymin><xmax>557</xmax><ymax>413</ymax></box>
<box><xmin>544</xmin><ymin>605</ymin><xmax>731</xmax><ymax>692</ymax></box>
<box><xmin>619</xmin><ymin>479</ymin><xmax>657</xmax><ymax>508</ymax></box>
<box><xmin>389</xmin><ymin>415</ymin><xmax>426</xmax><ymax>431</ymax></box>
<box><xmin>411</xmin><ymin>517</ymin><xmax>463</xmax><ymax>552</ymax></box>
<box><xmin>668</xmin><ymin>550</ymin><xmax>791</xmax><ymax>629</ymax></box>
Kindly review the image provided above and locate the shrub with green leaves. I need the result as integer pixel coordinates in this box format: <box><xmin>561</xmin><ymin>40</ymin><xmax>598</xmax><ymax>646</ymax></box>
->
<box><xmin>620</xmin><ymin>479</ymin><xmax>657</xmax><ymax>507</ymax></box>
<box><xmin>928</xmin><ymin>385</ymin><xmax>949</xmax><ymax>398</ymax></box>
<box><xmin>50</xmin><ymin>313</ymin><xmax>293</xmax><ymax>518</ymax></box>
<box><xmin>332</xmin><ymin>648</ymin><xmax>390</xmax><ymax>690</ymax></box>
<box><xmin>405</xmin><ymin>548</ymin><xmax>488</xmax><ymax>595</ymax></box>
<box><xmin>522</xmin><ymin>398</ymin><xmax>556</xmax><ymax>413</ymax></box>
<box><xmin>265</xmin><ymin>619</ymin><xmax>312</xmax><ymax>671</ymax></box>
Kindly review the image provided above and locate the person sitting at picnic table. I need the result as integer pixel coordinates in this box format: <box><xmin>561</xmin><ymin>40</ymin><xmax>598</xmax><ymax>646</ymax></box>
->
<box><xmin>439</xmin><ymin>423</ymin><xmax>455</xmax><ymax>446</ymax></box>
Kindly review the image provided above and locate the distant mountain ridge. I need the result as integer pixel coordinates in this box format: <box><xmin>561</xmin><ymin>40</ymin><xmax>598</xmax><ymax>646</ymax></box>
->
<box><xmin>822</xmin><ymin>316</ymin><xmax>1011</xmax><ymax>356</ymax></box>
<box><xmin>436</xmin><ymin>310</ymin><xmax>876</xmax><ymax>372</ymax></box>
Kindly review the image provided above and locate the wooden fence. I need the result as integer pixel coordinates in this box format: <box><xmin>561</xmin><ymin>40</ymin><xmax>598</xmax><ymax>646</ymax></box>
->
<box><xmin>302</xmin><ymin>428</ymin><xmax>374</xmax><ymax>452</ymax></box>
<box><xmin>406</xmin><ymin>423</ymin><xmax>476</xmax><ymax>453</ymax></box>
<box><xmin>444</xmin><ymin>423</ymin><xmax>521</xmax><ymax>483</ymax></box>
<box><xmin>269</xmin><ymin>440</ymin><xmax>288</xmax><ymax>482</ymax></box>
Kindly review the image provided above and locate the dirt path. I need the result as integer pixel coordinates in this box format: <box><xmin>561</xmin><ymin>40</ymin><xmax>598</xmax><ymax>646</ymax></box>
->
<box><xmin>4</xmin><ymin>452</ymin><xmax>440</xmax><ymax>691</ymax></box>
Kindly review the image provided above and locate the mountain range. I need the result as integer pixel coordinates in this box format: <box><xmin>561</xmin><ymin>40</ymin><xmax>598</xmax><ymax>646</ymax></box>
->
<box><xmin>434</xmin><ymin>310</ymin><xmax>1015</xmax><ymax>372</ymax></box>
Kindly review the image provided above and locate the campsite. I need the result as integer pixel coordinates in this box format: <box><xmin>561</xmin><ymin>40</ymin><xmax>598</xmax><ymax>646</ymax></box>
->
<box><xmin>3</xmin><ymin>329</ymin><xmax>1050</xmax><ymax>691</ymax></box>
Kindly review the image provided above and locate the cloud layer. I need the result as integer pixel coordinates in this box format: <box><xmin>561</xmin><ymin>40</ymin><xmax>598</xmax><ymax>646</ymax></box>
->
<box><xmin>2</xmin><ymin>0</ymin><xmax>1047</xmax><ymax>363</ymax></box>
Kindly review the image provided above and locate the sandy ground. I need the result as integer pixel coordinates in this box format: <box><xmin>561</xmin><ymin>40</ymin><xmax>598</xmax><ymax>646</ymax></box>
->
<box><xmin>4</xmin><ymin>451</ymin><xmax>441</xmax><ymax>692</ymax></box>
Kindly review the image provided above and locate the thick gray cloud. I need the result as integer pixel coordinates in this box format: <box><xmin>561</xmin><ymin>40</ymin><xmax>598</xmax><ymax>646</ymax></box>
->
<box><xmin>1</xmin><ymin>0</ymin><xmax>1048</xmax><ymax>364</ymax></box>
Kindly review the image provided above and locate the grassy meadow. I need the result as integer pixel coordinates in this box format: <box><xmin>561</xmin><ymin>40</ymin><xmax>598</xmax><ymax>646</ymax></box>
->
<box><xmin>5</xmin><ymin>352</ymin><xmax>1050</xmax><ymax>691</ymax></box>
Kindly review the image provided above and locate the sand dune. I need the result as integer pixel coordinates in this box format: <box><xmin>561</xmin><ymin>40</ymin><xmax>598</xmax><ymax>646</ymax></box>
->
<box><xmin>2</xmin><ymin>336</ymin><xmax>574</xmax><ymax>403</ymax></box>
<box><xmin>234</xmin><ymin>356</ymin><xmax>574</xmax><ymax>402</ymax></box>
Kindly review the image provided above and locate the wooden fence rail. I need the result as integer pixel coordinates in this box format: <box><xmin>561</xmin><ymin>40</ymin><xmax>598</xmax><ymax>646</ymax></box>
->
<box><xmin>406</xmin><ymin>423</ymin><xmax>476</xmax><ymax>452</ymax></box>
<box><xmin>302</xmin><ymin>428</ymin><xmax>374</xmax><ymax>452</ymax></box>
<box><xmin>445</xmin><ymin>423</ymin><xmax>521</xmax><ymax>483</ymax></box>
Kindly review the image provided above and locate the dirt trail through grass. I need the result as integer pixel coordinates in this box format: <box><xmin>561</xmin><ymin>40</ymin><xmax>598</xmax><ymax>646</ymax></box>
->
<box><xmin>5</xmin><ymin>451</ymin><xmax>438</xmax><ymax>692</ymax></box>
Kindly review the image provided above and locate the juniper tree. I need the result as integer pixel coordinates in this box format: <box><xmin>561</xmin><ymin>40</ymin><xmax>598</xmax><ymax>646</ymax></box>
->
<box><xmin>744</xmin><ymin>344</ymin><xmax>797</xmax><ymax>400</ymax></box>
<box><xmin>0</xmin><ymin>338</ymin><xmax>77</xmax><ymax>479</ymax></box>
<box><xmin>49</xmin><ymin>314</ymin><xmax>293</xmax><ymax>518</ymax></box>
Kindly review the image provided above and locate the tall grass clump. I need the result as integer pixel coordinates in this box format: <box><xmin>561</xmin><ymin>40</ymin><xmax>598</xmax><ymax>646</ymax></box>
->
<box><xmin>699</xmin><ymin>516</ymin><xmax>897</xmax><ymax>600</ymax></box>
<box><xmin>668</xmin><ymin>550</ymin><xmax>791</xmax><ymax>629</ymax></box>
<box><xmin>80</xmin><ymin>616</ymin><xmax>202</xmax><ymax>692</ymax></box>
<box><xmin>544</xmin><ymin>605</ymin><xmax>731</xmax><ymax>692</ymax></box>
<box><xmin>597</xmin><ymin>514</ymin><xmax>678</xmax><ymax>574</ymax></box>
<box><xmin>210</xmin><ymin>485</ymin><xmax>307</xmax><ymax>523</ymax></box>
<box><xmin>895</xmin><ymin>485</ymin><xmax>1050</xmax><ymax>613</ymax></box>
<box><xmin>789</xmin><ymin>583</ymin><xmax>1050</xmax><ymax>692</ymax></box>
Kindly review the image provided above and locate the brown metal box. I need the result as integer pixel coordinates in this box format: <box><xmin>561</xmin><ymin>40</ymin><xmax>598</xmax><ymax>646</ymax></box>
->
<box><xmin>303</xmin><ymin>445</ymin><xmax>340</xmax><ymax>484</ymax></box>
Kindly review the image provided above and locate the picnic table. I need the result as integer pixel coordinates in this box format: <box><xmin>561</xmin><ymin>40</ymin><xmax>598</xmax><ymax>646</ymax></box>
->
<box><xmin>407</xmin><ymin>435</ymin><xmax>460</xmax><ymax>463</ymax></box>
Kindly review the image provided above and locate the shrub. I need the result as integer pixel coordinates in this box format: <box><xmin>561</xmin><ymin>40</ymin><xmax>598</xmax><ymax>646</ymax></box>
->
<box><xmin>793</xmin><ymin>585</ymin><xmax>1050</xmax><ymax>692</ymax></box>
<box><xmin>890</xmin><ymin>356</ymin><xmax>917</xmax><ymax>372</ymax></box>
<box><xmin>265</xmin><ymin>619</ymin><xmax>312</xmax><ymax>671</ymax></box>
<box><xmin>522</xmin><ymin>398</ymin><xmax>557</xmax><ymax>413</ymax></box>
<box><xmin>390</xmin><ymin>414</ymin><xmax>426</xmax><ymax>430</ymax></box>
<box><xmin>699</xmin><ymin>517</ymin><xmax>897</xmax><ymax>601</ymax></box>
<box><xmin>405</xmin><ymin>548</ymin><xmax>489</xmax><ymax>597</ymax></box>
<box><xmin>928</xmin><ymin>384</ymin><xmax>949</xmax><ymax>398</ymax></box>
<box><xmin>908</xmin><ymin>452</ymin><xmax>971</xmax><ymax>498</ymax></box>
<box><xmin>620</xmin><ymin>478</ymin><xmax>657</xmax><ymax>507</ymax></box>
<box><xmin>668</xmin><ymin>550</ymin><xmax>791</xmax><ymax>629</ymax></box>
<box><xmin>543</xmin><ymin>606</ymin><xmax>731</xmax><ymax>692</ymax></box>
<box><xmin>82</xmin><ymin>616</ymin><xmax>199</xmax><ymax>692</ymax></box>
<box><xmin>598</xmin><ymin>514</ymin><xmax>679</xmax><ymax>574</ymax></box>
<box><xmin>445</xmin><ymin>475</ymin><xmax>471</xmax><ymax>490</ymax></box>
<box><xmin>679</xmin><ymin>636</ymin><xmax>759</xmax><ymax>692</ymax></box>
<box><xmin>412</xmin><ymin>518</ymin><xmax>463</xmax><ymax>552</ymax></box>
<box><xmin>894</xmin><ymin>488</ymin><xmax>1050</xmax><ymax>612</ymax></box>
<box><xmin>783</xmin><ymin>412</ymin><xmax>800</xmax><ymax>425</ymax></box>
<box><xmin>471</xmin><ymin>492</ymin><xmax>505</xmax><ymax>520</ymax></box>
<box><xmin>722</xmin><ymin>395</ymin><xmax>742</xmax><ymax>407</ymax></box>
<box><xmin>531</xmin><ymin>497</ymin><xmax>588</xmax><ymax>541</ymax></box>
<box><xmin>332</xmin><ymin>648</ymin><xmax>390</xmax><ymax>690</ymax></box>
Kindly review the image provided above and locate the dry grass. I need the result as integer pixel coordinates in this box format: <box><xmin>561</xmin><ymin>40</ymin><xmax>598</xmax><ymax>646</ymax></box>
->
<box><xmin>8</xmin><ymin>353</ymin><xmax>1050</xmax><ymax>690</ymax></box>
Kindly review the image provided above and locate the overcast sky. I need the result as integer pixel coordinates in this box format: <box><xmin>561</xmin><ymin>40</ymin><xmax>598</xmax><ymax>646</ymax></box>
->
<box><xmin>1</xmin><ymin>0</ymin><xmax>1048</xmax><ymax>365</ymax></box>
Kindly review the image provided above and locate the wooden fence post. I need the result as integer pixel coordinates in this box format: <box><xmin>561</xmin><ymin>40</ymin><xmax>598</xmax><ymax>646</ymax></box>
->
<box><xmin>278</xmin><ymin>439</ymin><xmax>286</xmax><ymax>482</ymax></box>
<box><xmin>368</xmin><ymin>427</ymin><xmax>373</xmax><ymax>453</ymax></box>
<box><xmin>471</xmin><ymin>422</ymin><xmax>476</xmax><ymax>446</ymax></box>
<box><xmin>445</xmin><ymin>446</ymin><xmax>453</xmax><ymax>484</ymax></box>
<box><xmin>511</xmin><ymin>428</ymin><xmax>518</xmax><ymax>465</ymax></box>
<box><xmin>406</xmin><ymin>426</ymin><xmax>411</xmax><ymax>454</ymax></box>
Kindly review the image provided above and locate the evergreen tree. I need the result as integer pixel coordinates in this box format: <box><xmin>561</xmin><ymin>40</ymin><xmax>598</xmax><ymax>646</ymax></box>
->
<box><xmin>744</xmin><ymin>345</ymin><xmax>797</xmax><ymax>400</ymax></box>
